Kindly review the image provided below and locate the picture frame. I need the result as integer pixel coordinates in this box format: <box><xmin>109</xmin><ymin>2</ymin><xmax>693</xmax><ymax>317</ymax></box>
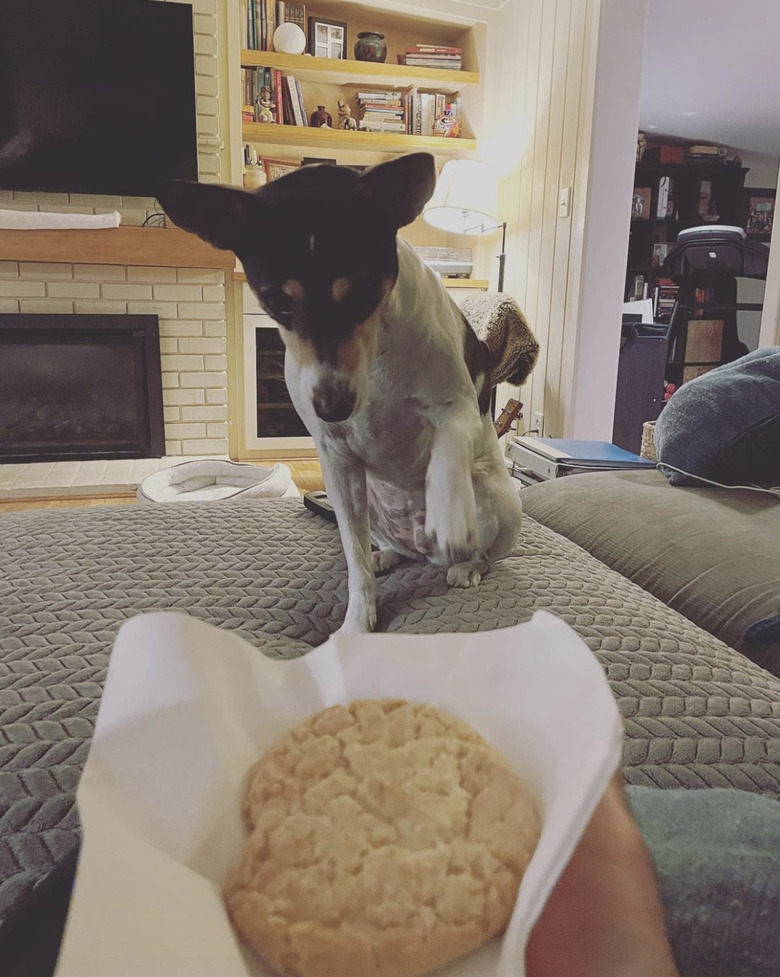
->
<box><xmin>308</xmin><ymin>16</ymin><xmax>347</xmax><ymax>60</ymax></box>
<box><xmin>261</xmin><ymin>156</ymin><xmax>300</xmax><ymax>182</ymax></box>
<box><xmin>741</xmin><ymin>188</ymin><xmax>776</xmax><ymax>241</ymax></box>
<box><xmin>631</xmin><ymin>186</ymin><xmax>652</xmax><ymax>220</ymax></box>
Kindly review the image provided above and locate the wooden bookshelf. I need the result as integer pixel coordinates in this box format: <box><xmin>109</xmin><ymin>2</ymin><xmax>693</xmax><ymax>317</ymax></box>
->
<box><xmin>0</xmin><ymin>226</ymin><xmax>234</xmax><ymax>269</ymax></box>
<box><xmin>240</xmin><ymin>50</ymin><xmax>478</xmax><ymax>95</ymax></box>
<box><xmin>242</xmin><ymin>121</ymin><xmax>475</xmax><ymax>153</ymax></box>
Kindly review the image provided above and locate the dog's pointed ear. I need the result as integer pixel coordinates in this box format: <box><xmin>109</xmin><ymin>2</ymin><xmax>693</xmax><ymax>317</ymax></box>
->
<box><xmin>355</xmin><ymin>153</ymin><xmax>437</xmax><ymax>228</ymax></box>
<box><xmin>157</xmin><ymin>180</ymin><xmax>255</xmax><ymax>252</ymax></box>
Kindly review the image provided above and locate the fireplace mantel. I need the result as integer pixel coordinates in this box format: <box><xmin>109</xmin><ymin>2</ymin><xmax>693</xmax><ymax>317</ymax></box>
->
<box><xmin>0</xmin><ymin>226</ymin><xmax>234</xmax><ymax>270</ymax></box>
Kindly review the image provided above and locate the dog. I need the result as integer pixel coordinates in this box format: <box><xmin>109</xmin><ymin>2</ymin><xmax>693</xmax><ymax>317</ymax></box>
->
<box><xmin>158</xmin><ymin>153</ymin><xmax>523</xmax><ymax>632</ymax></box>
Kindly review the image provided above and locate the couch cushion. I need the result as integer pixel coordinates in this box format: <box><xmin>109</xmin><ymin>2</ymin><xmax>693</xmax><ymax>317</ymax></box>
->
<box><xmin>1</xmin><ymin>498</ymin><xmax>780</xmax><ymax>948</ymax></box>
<box><xmin>521</xmin><ymin>469</ymin><xmax>780</xmax><ymax>675</ymax></box>
<box><xmin>654</xmin><ymin>346</ymin><xmax>780</xmax><ymax>487</ymax></box>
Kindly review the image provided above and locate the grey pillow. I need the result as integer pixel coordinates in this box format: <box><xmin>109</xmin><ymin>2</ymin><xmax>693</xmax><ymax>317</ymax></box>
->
<box><xmin>655</xmin><ymin>347</ymin><xmax>780</xmax><ymax>486</ymax></box>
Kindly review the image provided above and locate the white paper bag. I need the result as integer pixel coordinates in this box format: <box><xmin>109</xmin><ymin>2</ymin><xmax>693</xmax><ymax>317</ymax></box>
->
<box><xmin>55</xmin><ymin>609</ymin><xmax>623</xmax><ymax>977</ymax></box>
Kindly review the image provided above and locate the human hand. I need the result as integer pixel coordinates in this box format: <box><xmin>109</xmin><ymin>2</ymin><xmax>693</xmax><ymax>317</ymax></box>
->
<box><xmin>526</xmin><ymin>774</ymin><xmax>680</xmax><ymax>977</ymax></box>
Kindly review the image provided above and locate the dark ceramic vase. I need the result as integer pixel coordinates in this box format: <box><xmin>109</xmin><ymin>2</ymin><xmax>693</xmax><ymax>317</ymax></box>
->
<box><xmin>310</xmin><ymin>105</ymin><xmax>332</xmax><ymax>127</ymax></box>
<box><xmin>354</xmin><ymin>31</ymin><xmax>387</xmax><ymax>63</ymax></box>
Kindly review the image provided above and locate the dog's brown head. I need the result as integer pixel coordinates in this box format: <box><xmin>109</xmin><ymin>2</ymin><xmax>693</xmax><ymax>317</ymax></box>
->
<box><xmin>158</xmin><ymin>153</ymin><xmax>436</xmax><ymax>422</ymax></box>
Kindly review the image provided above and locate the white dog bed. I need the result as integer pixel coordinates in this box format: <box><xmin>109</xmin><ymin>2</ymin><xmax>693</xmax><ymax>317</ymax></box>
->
<box><xmin>137</xmin><ymin>460</ymin><xmax>299</xmax><ymax>503</ymax></box>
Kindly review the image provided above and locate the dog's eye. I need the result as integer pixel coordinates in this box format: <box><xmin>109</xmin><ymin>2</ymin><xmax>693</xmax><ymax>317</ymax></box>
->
<box><xmin>260</xmin><ymin>288</ymin><xmax>293</xmax><ymax>325</ymax></box>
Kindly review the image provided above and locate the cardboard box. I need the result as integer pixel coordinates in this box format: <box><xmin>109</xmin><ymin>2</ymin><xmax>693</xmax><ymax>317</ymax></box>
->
<box><xmin>645</xmin><ymin>144</ymin><xmax>684</xmax><ymax>164</ymax></box>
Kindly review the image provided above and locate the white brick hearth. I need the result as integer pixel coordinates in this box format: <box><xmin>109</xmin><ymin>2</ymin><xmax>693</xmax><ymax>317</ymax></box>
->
<box><xmin>0</xmin><ymin>456</ymin><xmax>229</xmax><ymax>500</ymax></box>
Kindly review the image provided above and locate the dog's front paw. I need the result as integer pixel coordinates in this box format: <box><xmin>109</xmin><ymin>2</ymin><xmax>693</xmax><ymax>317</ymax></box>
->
<box><xmin>338</xmin><ymin>605</ymin><xmax>377</xmax><ymax>634</ymax></box>
<box><xmin>338</xmin><ymin>585</ymin><xmax>378</xmax><ymax>633</ymax></box>
<box><xmin>446</xmin><ymin>560</ymin><xmax>489</xmax><ymax>589</ymax></box>
<box><xmin>425</xmin><ymin>497</ymin><xmax>476</xmax><ymax>563</ymax></box>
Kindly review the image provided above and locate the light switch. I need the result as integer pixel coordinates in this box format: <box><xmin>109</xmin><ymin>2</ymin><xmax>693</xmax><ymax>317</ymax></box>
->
<box><xmin>558</xmin><ymin>186</ymin><xmax>572</xmax><ymax>218</ymax></box>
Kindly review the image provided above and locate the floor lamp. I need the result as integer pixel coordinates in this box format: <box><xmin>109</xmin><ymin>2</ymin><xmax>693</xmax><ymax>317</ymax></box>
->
<box><xmin>422</xmin><ymin>158</ymin><xmax>506</xmax><ymax>291</ymax></box>
<box><xmin>423</xmin><ymin>159</ymin><xmax>506</xmax><ymax>414</ymax></box>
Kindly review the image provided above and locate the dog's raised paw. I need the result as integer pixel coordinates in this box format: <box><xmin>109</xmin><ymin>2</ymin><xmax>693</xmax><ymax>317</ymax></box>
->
<box><xmin>446</xmin><ymin>561</ymin><xmax>488</xmax><ymax>589</ymax></box>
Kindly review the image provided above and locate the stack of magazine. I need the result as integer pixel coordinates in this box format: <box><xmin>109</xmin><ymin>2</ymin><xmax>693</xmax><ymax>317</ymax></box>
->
<box><xmin>508</xmin><ymin>436</ymin><xmax>655</xmax><ymax>485</ymax></box>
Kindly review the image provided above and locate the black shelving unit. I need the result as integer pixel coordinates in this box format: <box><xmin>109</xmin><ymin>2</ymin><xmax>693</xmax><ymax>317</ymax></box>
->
<box><xmin>626</xmin><ymin>159</ymin><xmax>749</xmax><ymax>386</ymax></box>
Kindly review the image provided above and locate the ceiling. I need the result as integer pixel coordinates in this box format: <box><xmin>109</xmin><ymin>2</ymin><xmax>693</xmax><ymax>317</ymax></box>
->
<box><xmin>640</xmin><ymin>0</ymin><xmax>780</xmax><ymax>157</ymax></box>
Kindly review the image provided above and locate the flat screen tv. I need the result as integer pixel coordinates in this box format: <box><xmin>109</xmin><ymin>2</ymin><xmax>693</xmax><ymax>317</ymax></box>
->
<box><xmin>0</xmin><ymin>0</ymin><xmax>198</xmax><ymax>198</ymax></box>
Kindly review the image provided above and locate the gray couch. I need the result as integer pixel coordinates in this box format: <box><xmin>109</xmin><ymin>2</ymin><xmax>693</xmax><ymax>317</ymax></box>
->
<box><xmin>1</xmin><ymin>489</ymin><xmax>780</xmax><ymax>973</ymax></box>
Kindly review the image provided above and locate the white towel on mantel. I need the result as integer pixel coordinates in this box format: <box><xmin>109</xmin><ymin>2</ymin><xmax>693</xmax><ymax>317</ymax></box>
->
<box><xmin>0</xmin><ymin>209</ymin><xmax>122</xmax><ymax>229</ymax></box>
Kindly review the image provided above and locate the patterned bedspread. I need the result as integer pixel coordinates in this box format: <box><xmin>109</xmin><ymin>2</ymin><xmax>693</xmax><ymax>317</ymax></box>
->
<box><xmin>2</xmin><ymin>498</ymin><xmax>779</xmax><ymax>940</ymax></box>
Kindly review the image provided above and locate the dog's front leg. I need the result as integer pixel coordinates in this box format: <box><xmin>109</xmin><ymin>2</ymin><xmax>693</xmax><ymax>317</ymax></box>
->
<box><xmin>317</xmin><ymin>443</ymin><xmax>376</xmax><ymax>633</ymax></box>
<box><xmin>423</xmin><ymin>404</ymin><xmax>482</xmax><ymax>564</ymax></box>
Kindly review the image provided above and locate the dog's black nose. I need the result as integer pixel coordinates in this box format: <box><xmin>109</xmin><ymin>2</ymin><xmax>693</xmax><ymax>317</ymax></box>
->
<box><xmin>313</xmin><ymin>389</ymin><xmax>356</xmax><ymax>423</ymax></box>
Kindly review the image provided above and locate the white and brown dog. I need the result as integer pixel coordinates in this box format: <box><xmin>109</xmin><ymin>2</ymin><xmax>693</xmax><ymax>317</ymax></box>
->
<box><xmin>159</xmin><ymin>153</ymin><xmax>523</xmax><ymax>632</ymax></box>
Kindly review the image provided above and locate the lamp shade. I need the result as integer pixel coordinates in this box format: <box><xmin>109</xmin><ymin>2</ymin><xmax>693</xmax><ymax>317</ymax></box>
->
<box><xmin>423</xmin><ymin>158</ymin><xmax>501</xmax><ymax>235</ymax></box>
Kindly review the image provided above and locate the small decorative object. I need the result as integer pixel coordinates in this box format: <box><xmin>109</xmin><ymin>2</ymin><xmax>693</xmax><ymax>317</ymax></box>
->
<box><xmin>741</xmin><ymin>188</ymin><xmax>776</xmax><ymax>241</ymax></box>
<box><xmin>337</xmin><ymin>99</ymin><xmax>357</xmax><ymax>130</ymax></box>
<box><xmin>432</xmin><ymin>109</ymin><xmax>461</xmax><ymax>138</ymax></box>
<box><xmin>636</xmin><ymin>131</ymin><xmax>647</xmax><ymax>161</ymax></box>
<box><xmin>631</xmin><ymin>186</ymin><xmax>651</xmax><ymax>220</ymax></box>
<box><xmin>354</xmin><ymin>31</ymin><xmax>386</xmax><ymax>63</ymax></box>
<box><xmin>310</xmin><ymin>104</ymin><xmax>332</xmax><ymax>128</ymax></box>
<box><xmin>272</xmin><ymin>21</ymin><xmax>307</xmax><ymax>55</ymax></box>
<box><xmin>261</xmin><ymin>156</ymin><xmax>301</xmax><ymax>182</ymax></box>
<box><xmin>308</xmin><ymin>16</ymin><xmax>347</xmax><ymax>59</ymax></box>
<box><xmin>243</xmin><ymin>165</ymin><xmax>267</xmax><ymax>190</ymax></box>
<box><xmin>255</xmin><ymin>85</ymin><xmax>275</xmax><ymax>123</ymax></box>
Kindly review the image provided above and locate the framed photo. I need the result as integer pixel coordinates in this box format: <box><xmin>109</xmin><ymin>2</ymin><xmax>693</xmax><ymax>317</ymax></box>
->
<box><xmin>308</xmin><ymin>16</ymin><xmax>347</xmax><ymax>60</ymax></box>
<box><xmin>261</xmin><ymin>157</ymin><xmax>300</xmax><ymax>182</ymax></box>
<box><xmin>741</xmin><ymin>188</ymin><xmax>776</xmax><ymax>241</ymax></box>
<box><xmin>631</xmin><ymin>186</ymin><xmax>651</xmax><ymax>220</ymax></box>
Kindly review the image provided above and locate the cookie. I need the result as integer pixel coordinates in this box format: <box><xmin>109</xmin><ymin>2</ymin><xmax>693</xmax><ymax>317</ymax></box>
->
<box><xmin>224</xmin><ymin>699</ymin><xmax>540</xmax><ymax>977</ymax></box>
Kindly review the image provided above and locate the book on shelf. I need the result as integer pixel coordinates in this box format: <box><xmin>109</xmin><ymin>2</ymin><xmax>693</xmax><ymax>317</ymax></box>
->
<box><xmin>284</xmin><ymin>1</ymin><xmax>305</xmax><ymax>34</ymax></box>
<box><xmin>687</xmin><ymin>144</ymin><xmax>724</xmax><ymax>156</ymax></box>
<box><xmin>285</xmin><ymin>75</ymin><xmax>304</xmax><ymax>126</ymax></box>
<box><xmin>657</xmin><ymin>175</ymin><xmax>674</xmax><ymax>219</ymax></box>
<box><xmin>398</xmin><ymin>43</ymin><xmax>463</xmax><ymax>69</ymax></box>
<box><xmin>243</xmin><ymin>0</ymin><xmax>277</xmax><ymax>51</ymax></box>
<box><xmin>295</xmin><ymin>78</ymin><xmax>308</xmax><ymax>125</ymax></box>
<box><xmin>652</xmin><ymin>277</ymin><xmax>679</xmax><ymax>323</ymax></box>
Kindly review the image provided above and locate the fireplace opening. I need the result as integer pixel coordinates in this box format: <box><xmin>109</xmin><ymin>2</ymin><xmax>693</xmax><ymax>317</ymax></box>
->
<box><xmin>0</xmin><ymin>314</ymin><xmax>165</xmax><ymax>463</ymax></box>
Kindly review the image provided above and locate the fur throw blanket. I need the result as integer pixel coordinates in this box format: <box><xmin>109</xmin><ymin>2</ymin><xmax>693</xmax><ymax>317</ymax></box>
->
<box><xmin>460</xmin><ymin>293</ymin><xmax>540</xmax><ymax>387</ymax></box>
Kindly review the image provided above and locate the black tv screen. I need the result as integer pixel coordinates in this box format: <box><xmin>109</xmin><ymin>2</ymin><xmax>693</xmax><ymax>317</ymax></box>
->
<box><xmin>0</xmin><ymin>0</ymin><xmax>198</xmax><ymax>198</ymax></box>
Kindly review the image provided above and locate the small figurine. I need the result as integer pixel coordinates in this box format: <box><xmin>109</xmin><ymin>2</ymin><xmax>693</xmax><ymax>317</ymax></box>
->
<box><xmin>255</xmin><ymin>86</ymin><xmax>275</xmax><ymax>123</ymax></box>
<box><xmin>337</xmin><ymin>99</ymin><xmax>357</xmax><ymax>131</ymax></box>
<box><xmin>636</xmin><ymin>130</ymin><xmax>647</xmax><ymax>161</ymax></box>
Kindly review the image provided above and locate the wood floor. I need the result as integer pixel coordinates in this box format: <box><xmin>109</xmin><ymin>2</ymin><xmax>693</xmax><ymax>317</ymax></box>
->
<box><xmin>0</xmin><ymin>459</ymin><xmax>325</xmax><ymax>513</ymax></box>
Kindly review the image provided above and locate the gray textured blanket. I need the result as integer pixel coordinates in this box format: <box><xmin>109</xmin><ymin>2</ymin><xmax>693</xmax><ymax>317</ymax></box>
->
<box><xmin>1</xmin><ymin>499</ymin><xmax>779</xmax><ymax>941</ymax></box>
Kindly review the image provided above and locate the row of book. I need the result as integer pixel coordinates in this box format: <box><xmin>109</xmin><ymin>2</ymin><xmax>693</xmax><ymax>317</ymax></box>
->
<box><xmin>242</xmin><ymin>66</ymin><xmax>308</xmax><ymax>127</ymax></box>
<box><xmin>396</xmin><ymin>44</ymin><xmax>463</xmax><ymax>70</ymax></box>
<box><xmin>357</xmin><ymin>89</ymin><xmax>462</xmax><ymax>136</ymax></box>
<box><xmin>652</xmin><ymin>278</ymin><xmax>679</xmax><ymax>324</ymax></box>
<box><xmin>243</xmin><ymin>0</ymin><xmax>305</xmax><ymax>52</ymax></box>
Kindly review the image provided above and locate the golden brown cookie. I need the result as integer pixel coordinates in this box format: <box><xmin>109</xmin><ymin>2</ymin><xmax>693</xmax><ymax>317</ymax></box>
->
<box><xmin>224</xmin><ymin>699</ymin><xmax>540</xmax><ymax>977</ymax></box>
